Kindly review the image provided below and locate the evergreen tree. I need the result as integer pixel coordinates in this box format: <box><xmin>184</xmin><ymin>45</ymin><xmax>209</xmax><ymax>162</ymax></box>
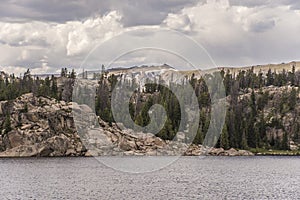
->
<box><xmin>50</xmin><ymin>75</ymin><xmax>58</xmax><ymax>99</ymax></box>
<box><xmin>220</xmin><ymin>125</ymin><xmax>229</xmax><ymax>150</ymax></box>
<box><xmin>266</xmin><ymin>68</ymin><xmax>274</xmax><ymax>86</ymax></box>
<box><xmin>290</xmin><ymin>65</ymin><xmax>296</xmax><ymax>86</ymax></box>
<box><xmin>193</xmin><ymin>127</ymin><xmax>203</xmax><ymax>145</ymax></box>
<box><xmin>247</xmin><ymin>90</ymin><xmax>258</xmax><ymax>148</ymax></box>
<box><xmin>70</xmin><ymin>69</ymin><xmax>76</xmax><ymax>79</ymax></box>
<box><xmin>289</xmin><ymin>88</ymin><xmax>297</xmax><ymax>110</ymax></box>
<box><xmin>281</xmin><ymin>133</ymin><xmax>289</xmax><ymax>150</ymax></box>
<box><xmin>3</xmin><ymin>114</ymin><xmax>12</xmax><ymax>134</ymax></box>
<box><xmin>241</xmin><ymin>131</ymin><xmax>248</xmax><ymax>150</ymax></box>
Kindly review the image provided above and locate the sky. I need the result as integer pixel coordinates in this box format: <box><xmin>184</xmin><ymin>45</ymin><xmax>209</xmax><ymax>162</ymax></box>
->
<box><xmin>0</xmin><ymin>0</ymin><xmax>300</xmax><ymax>74</ymax></box>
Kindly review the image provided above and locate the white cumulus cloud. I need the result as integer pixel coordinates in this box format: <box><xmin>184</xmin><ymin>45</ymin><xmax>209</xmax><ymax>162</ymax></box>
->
<box><xmin>0</xmin><ymin>11</ymin><xmax>124</xmax><ymax>74</ymax></box>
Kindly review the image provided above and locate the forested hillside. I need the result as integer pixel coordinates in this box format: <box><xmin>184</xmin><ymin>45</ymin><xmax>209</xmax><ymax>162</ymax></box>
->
<box><xmin>1</xmin><ymin>64</ymin><xmax>300</xmax><ymax>152</ymax></box>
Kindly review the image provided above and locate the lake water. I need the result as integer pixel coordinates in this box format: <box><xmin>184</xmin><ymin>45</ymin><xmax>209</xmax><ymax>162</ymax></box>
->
<box><xmin>0</xmin><ymin>157</ymin><xmax>299</xmax><ymax>199</ymax></box>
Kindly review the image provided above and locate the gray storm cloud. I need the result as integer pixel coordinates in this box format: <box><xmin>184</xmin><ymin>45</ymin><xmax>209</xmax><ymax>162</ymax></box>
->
<box><xmin>0</xmin><ymin>0</ymin><xmax>300</xmax><ymax>74</ymax></box>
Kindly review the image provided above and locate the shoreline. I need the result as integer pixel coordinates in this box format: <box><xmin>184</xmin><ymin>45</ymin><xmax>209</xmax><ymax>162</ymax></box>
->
<box><xmin>1</xmin><ymin>152</ymin><xmax>300</xmax><ymax>158</ymax></box>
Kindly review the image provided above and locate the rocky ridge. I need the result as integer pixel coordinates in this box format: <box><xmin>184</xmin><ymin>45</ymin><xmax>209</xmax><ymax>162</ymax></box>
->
<box><xmin>0</xmin><ymin>93</ymin><xmax>253</xmax><ymax>157</ymax></box>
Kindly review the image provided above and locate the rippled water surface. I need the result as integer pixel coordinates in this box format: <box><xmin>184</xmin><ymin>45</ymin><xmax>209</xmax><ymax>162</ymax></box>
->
<box><xmin>0</xmin><ymin>157</ymin><xmax>299</xmax><ymax>199</ymax></box>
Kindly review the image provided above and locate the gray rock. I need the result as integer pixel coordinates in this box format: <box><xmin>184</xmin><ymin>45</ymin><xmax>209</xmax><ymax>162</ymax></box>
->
<box><xmin>119</xmin><ymin>138</ymin><xmax>137</xmax><ymax>151</ymax></box>
<box><xmin>209</xmin><ymin>148</ymin><xmax>225</xmax><ymax>156</ymax></box>
<box><xmin>238</xmin><ymin>150</ymin><xmax>254</xmax><ymax>156</ymax></box>
<box><xmin>0</xmin><ymin>145</ymin><xmax>38</xmax><ymax>157</ymax></box>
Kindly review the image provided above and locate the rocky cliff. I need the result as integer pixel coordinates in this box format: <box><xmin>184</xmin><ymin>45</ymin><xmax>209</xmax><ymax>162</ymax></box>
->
<box><xmin>0</xmin><ymin>93</ymin><xmax>253</xmax><ymax>157</ymax></box>
<box><xmin>0</xmin><ymin>93</ymin><xmax>85</xmax><ymax>157</ymax></box>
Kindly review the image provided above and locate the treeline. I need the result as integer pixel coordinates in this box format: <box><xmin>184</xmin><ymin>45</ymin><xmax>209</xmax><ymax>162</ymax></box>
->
<box><xmin>95</xmin><ymin>73</ymin><xmax>207</xmax><ymax>142</ymax></box>
<box><xmin>0</xmin><ymin>68</ymin><xmax>76</xmax><ymax>135</ymax></box>
<box><xmin>95</xmin><ymin>65</ymin><xmax>300</xmax><ymax>151</ymax></box>
<box><xmin>221</xmin><ymin>66</ymin><xmax>299</xmax><ymax>150</ymax></box>
<box><xmin>0</xmin><ymin>68</ymin><xmax>76</xmax><ymax>102</ymax></box>
<box><xmin>222</xmin><ymin>65</ymin><xmax>299</xmax><ymax>95</ymax></box>
<box><xmin>1</xmin><ymin>65</ymin><xmax>300</xmax><ymax>150</ymax></box>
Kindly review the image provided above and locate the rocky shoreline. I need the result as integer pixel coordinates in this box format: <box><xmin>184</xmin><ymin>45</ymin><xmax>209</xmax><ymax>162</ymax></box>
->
<box><xmin>0</xmin><ymin>93</ymin><xmax>255</xmax><ymax>157</ymax></box>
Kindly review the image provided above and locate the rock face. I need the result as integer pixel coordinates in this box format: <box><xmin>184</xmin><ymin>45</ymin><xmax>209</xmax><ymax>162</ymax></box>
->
<box><xmin>0</xmin><ymin>93</ymin><xmax>85</xmax><ymax>157</ymax></box>
<box><xmin>0</xmin><ymin>93</ymin><xmax>254</xmax><ymax>157</ymax></box>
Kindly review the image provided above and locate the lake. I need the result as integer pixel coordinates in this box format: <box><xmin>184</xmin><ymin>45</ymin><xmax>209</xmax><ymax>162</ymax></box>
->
<box><xmin>0</xmin><ymin>157</ymin><xmax>299</xmax><ymax>199</ymax></box>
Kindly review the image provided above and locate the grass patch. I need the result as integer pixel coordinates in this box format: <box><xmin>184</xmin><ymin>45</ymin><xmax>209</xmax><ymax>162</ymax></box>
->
<box><xmin>249</xmin><ymin>148</ymin><xmax>300</xmax><ymax>156</ymax></box>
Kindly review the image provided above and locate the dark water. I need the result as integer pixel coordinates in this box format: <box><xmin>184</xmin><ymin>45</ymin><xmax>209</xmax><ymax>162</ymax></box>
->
<box><xmin>0</xmin><ymin>157</ymin><xmax>299</xmax><ymax>199</ymax></box>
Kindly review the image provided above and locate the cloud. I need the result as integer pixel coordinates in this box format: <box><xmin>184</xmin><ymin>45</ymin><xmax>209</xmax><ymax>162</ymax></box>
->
<box><xmin>0</xmin><ymin>0</ymin><xmax>198</xmax><ymax>26</ymax></box>
<box><xmin>0</xmin><ymin>0</ymin><xmax>300</xmax><ymax>73</ymax></box>
<box><xmin>113</xmin><ymin>0</ymin><xmax>199</xmax><ymax>27</ymax></box>
<box><xmin>0</xmin><ymin>0</ymin><xmax>110</xmax><ymax>23</ymax></box>
<box><xmin>0</xmin><ymin>66</ymin><xmax>28</xmax><ymax>76</ymax></box>
<box><xmin>0</xmin><ymin>11</ymin><xmax>124</xmax><ymax>73</ymax></box>
<box><xmin>163</xmin><ymin>13</ymin><xmax>192</xmax><ymax>33</ymax></box>
<box><xmin>229</xmin><ymin>0</ymin><xmax>300</xmax><ymax>10</ymax></box>
<box><xmin>65</xmin><ymin>11</ymin><xmax>123</xmax><ymax>56</ymax></box>
<box><xmin>246</xmin><ymin>19</ymin><xmax>276</xmax><ymax>33</ymax></box>
<box><xmin>163</xmin><ymin>0</ymin><xmax>300</xmax><ymax>66</ymax></box>
<box><xmin>0</xmin><ymin>21</ymin><xmax>50</xmax><ymax>47</ymax></box>
<box><xmin>229</xmin><ymin>0</ymin><xmax>271</xmax><ymax>8</ymax></box>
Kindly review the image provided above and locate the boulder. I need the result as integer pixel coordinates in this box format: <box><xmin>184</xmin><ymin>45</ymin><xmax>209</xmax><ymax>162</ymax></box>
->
<box><xmin>154</xmin><ymin>137</ymin><xmax>165</xmax><ymax>148</ymax></box>
<box><xmin>0</xmin><ymin>101</ymin><xmax>8</xmax><ymax>115</ymax></box>
<box><xmin>289</xmin><ymin>141</ymin><xmax>299</xmax><ymax>151</ymax></box>
<box><xmin>79</xmin><ymin>104</ymin><xmax>93</xmax><ymax>113</ymax></box>
<box><xmin>176</xmin><ymin>132</ymin><xmax>185</xmax><ymax>142</ymax></box>
<box><xmin>65</xmin><ymin>149</ymin><xmax>77</xmax><ymax>156</ymax></box>
<box><xmin>119</xmin><ymin>138</ymin><xmax>137</xmax><ymax>151</ymax></box>
<box><xmin>0</xmin><ymin>145</ymin><xmax>38</xmax><ymax>157</ymax></box>
<box><xmin>144</xmin><ymin>137</ymin><xmax>155</xmax><ymax>145</ymax></box>
<box><xmin>209</xmin><ymin>148</ymin><xmax>225</xmax><ymax>156</ymax></box>
<box><xmin>146</xmin><ymin>150</ymin><xmax>157</xmax><ymax>156</ymax></box>
<box><xmin>6</xmin><ymin>130</ymin><xmax>24</xmax><ymax>148</ymax></box>
<box><xmin>225</xmin><ymin>148</ymin><xmax>238</xmax><ymax>156</ymax></box>
<box><xmin>124</xmin><ymin>151</ymin><xmax>134</xmax><ymax>156</ymax></box>
<box><xmin>38</xmin><ymin>146</ymin><xmax>54</xmax><ymax>157</ymax></box>
<box><xmin>191</xmin><ymin>148</ymin><xmax>201</xmax><ymax>156</ymax></box>
<box><xmin>238</xmin><ymin>150</ymin><xmax>254</xmax><ymax>156</ymax></box>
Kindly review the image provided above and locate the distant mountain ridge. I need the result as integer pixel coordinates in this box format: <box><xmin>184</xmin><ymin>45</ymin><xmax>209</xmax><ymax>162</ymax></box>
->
<box><xmin>108</xmin><ymin>63</ymin><xmax>175</xmax><ymax>72</ymax></box>
<box><xmin>81</xmin><ymin>61</ymin><xmax>300</xmax><ymax>79</ymax></box>
<box><xmin>205</xmin><ymin>61</ymin><xmax>300</xmax><ymax>74</ymax></box>
<box><xmin>7</xmin><ymin>61</ymin><xmax>299</xmax><ymax>79</ymax></box>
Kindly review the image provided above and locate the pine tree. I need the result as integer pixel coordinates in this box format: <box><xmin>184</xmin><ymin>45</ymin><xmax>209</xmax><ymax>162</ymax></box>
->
<box><xmin>247</xmin><ymin>90</ymin><xmax>258</xmax><ymax>148</ymax></box>
<box><xmin>289</xmin><ymin>88</ymin><xmax>297</xmax><ymax>110</ymax></box>
<box><xmin>257</xmin><ymin>112</ymin><xmax>266</xmax><ymax>146</ymax></box>
<box><xmin>135</xmin><ymin>114</ymin><xmax>144</xmax><ymax>127</ymax></box>
<box><xmin>220</xmin><ymin>125</ymin><xmax>230</xmax><ymax>150</ymax></box>
<box><xmin>70</xmin><ymin>69</ymin><xmax>76</xmax><ymax>79</ymax></box>
<box><xmin>158</xmin><ymin>119</ymin><xmax>174</xmax><ymax>140</ymax></box>
<box><xmin>193</xmin><ymin>127</ymin><xmax>203</xmax><ymax>145</ymax></box>
<box><xmin>102</xmin><ymin>108</ymin><xmax>113</xmax><ymax>126</ymax></box>
<box><xmin>3</xmin><ymin>114</ymin><xmax>12</xmax><ymax>134</ymax></box>
<box><xmin>61</xmin><ymin>68</ymin><xmax>67</xmax><ymax>77</ymax></box>
<box><xmin>266</xmin><ymin>68</ymin><xmax>274</xmax><ymax>86</ymax></box>
<box><xmin>281</xmin><ymin>133</ymin><xmax>289</xmax><ymax>150</ymax></box>
<box><xmin>289</xmin><ymin>65</ymin><xmax>296</xmax><ymax>86</ymax></box>
<box><xmin>241</xmin><ymin>131</ymin><xmax>248</xmax><ymax>150</ymax></box>
<box><xmin>51</xmin><ymin>75</ymin><xmax>58</xmax><ymax>99</ymax></box>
